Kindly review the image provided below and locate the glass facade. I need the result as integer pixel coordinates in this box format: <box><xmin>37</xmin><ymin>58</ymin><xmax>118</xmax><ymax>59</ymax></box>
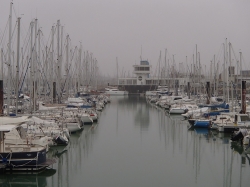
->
<box><xmin>134</xmin><ymin>67</ymin><xmax>150</xmax><ymax>71</ymax></box>
<box><xmin>119</xmin><ymin>79</ymin><xmax>137</xmax><ymax>85</ymax></box>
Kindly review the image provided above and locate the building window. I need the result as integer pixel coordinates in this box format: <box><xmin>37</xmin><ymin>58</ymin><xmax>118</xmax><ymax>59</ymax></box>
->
<box><xmin>127</xmin><ymin>80</ymin><xmax>132</xmax><ymax>85</ymax></box>
<box><xmin>146</xmin><ymin>80</ymin><xmax>152</xmax><ymax>85</ymax></box>
<box><xmin>119</xmin><ymin>80</ymin><xmax>124</xmax><ymax>85</ymax></box>
<box><xmin>134</xmin><ymin>66</ymin><xmax>150</xmax><ymax>71</ymax></box>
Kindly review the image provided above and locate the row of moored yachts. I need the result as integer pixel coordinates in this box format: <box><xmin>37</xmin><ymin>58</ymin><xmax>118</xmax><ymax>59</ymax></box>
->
<box><xmin>0</xmin><ymin>94</ymin><xmax>110</xmax><ymax>173</ymax></box>
<box><xmin>146</xmin><ymin>94</ymin><xmax>250</xmax><ymax>152</ymax></box>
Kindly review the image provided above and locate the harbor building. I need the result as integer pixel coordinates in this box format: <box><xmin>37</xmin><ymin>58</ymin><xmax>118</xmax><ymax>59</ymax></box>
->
<box><xmin>118</xmin><ymin>60</ymin><xmax>187</xmax><ymax>94</ymax></box>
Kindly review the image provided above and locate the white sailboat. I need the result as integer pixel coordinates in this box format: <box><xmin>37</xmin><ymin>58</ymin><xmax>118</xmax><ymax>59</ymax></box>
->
<box><xmin>105</xmin><ymin>87</ymin><xmax>128</xmax><ymax>95</ymax></box>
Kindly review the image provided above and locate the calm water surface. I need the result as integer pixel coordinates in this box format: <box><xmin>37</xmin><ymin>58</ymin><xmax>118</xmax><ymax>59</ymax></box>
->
<box><xmin>1</xmin><ymin>95</ymin><xmax>250</xmax><ymax>187</ymax></box>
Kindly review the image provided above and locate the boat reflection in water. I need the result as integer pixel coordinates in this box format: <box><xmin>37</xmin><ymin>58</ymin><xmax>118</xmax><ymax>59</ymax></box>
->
<box><xmin>0</xmin><ymin>169</ymin><xmax>56</xmax><ymax>187</ymax></box>
<box><xmin>12</xmin><ymin>95</ymin><xmax>250</xmax><ymax>187</ymax></box>
<box><xmin>231</xmin><ymin>141</ymin><xmax>250</xmax><ymax>165</ymax></box>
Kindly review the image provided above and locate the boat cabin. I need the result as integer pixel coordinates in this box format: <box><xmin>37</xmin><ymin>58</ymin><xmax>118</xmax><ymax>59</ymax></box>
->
<box><xmin>234</xmin><ymin>114</ymin><xmax>250</xmax><ymax>124</ymax></box>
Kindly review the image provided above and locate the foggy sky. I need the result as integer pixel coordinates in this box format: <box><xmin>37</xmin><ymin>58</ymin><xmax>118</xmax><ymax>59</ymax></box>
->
<box><xmin>1</xmin><ymin>0</ymin><xmax>250</xmax><ymax>77</ymax></box>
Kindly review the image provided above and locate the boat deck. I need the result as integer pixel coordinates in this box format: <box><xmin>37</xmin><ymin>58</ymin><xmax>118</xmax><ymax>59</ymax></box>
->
<box><xmin>217</xmin><ymin>124</ymin><xmax>250</xmax><ymax>132</ymax></box>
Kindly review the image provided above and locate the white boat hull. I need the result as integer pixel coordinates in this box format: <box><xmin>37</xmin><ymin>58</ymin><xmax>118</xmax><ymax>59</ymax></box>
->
<box><xmin>65</xmin><ymin>123</ymin><xmax>82</xmax><ymax>133</ymax></box>
<box><xmin>169</xmin><ymin>108</ymin><xmax>186</xmax><ymax>114</ymax></box>
<box><xmin>105</xmin><ymin>91</ymin><xmax>128</xmax><ymax>95</ymax></box>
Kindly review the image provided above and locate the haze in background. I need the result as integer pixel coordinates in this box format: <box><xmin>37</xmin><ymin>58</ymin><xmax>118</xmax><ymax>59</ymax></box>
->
<box><xmin>0</xmin><ymin>0</ymin><xmax>250</xmax><ymax>77</ymax></box>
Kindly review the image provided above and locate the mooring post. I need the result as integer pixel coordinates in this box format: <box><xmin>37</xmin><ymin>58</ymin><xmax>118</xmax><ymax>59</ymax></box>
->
<box><xmin>206</xmin><ymin>82</ymin><xmax>210</xmax><ymax>104</ymax></box>
<box><xmin>0</xmin><ymin>80</ymin><xmax>3</xmax><ymax>115</ymax></box>
<box><xmin>187</xmin><ymin>82</ymin><xmax>190</xmax><ymax>99</ymax></box>
<box><xmin>242</xmin><ymin>81</ymin><xmax>246</xmax><ymax>114</ymax></box>
<box><xmin>53</xmin><ymin>82</ymin><xmax>56</xmax><ymax>104</ymax></box>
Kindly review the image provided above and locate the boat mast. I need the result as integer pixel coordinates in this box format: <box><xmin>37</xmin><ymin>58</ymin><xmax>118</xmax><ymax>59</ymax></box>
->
<box><xmin>60</xmin><ymin>25</ymin><xmax>63</xmax><ymax>101</ymax></box>
<box><xmin>195</xmin><ymin>44</ymin><xmax>198</xmax><ymax>96</ymax></box>
<box><xmin>158</xmin><ymin>51</ymin><xmax>161</xmax><ymax>85</ymax></box>
<box><xmin>164</xmin><ymin>49</ymin><xmax>167</xmax><ymax>86</ymax></box>
<box><xmin>78</xmin><ymin>43</ymin><xmax>82</xmax><ymax>93</ymax></box>
<box><xmin>15</xmin><ymin>17</ymin><xmax>21</xmax><ymax>114</ymax></box>
<box><xmin>116</xmin><ymin>57</ymin><xmax>118</xmax><ymax>86</ymax></box>
<box><xmin>7</xmin><ymin>1</ymin><xmax>13</xmax><ymax>115</ymax></box>
<box><xmin>33</xmin><ymin>19</ymin><xmax>38</xmax><ymax>112</ymax></box>
<box><xmin>229</xmin><ymin>42</ymin><xmax>233</xmax><ymax>111</ymax></box>
<box><xmin>198</xmin><ymin>52</ymin><xmax>201</xmax><ymax>99</ymax></box>
<box><xmin>65</xmin><ymin>34</ymin><xmax>69</xmax><ymax>98</ymax></box>
<box><xmin>223</xmin><ymin>43</ymin><xmax>226</xmax><ymax>101</ymax></box>
<box><xmin>56</xmin><ymin>20</ymin><xmax>62</xmax><ymax>103</ymax></box>
<box><xmin>29</xmin><ymin>21</ymin><xmax>34</xmax><ymax>112</ymax></box>
<box><xmin>240</xmin><ymin>52</ymin><xmax>242</xmax><ymax>107</ymax></box>
<box><xmin>51</xmin><ymin>26</ymin><xmax>54</xmax><ymax>103</ymax></box>
<box><xmin>37</xmin><ymin>27</ymin><xmax>41</xmax><ymax>100</ymax></box>
<box><xmin>45</xmin><ymin>46</ymin><xmax>48</xmax><ymax>102</ymax></box>
<box><xmin>167</xmin><ymin>59</ymin><xmax>170</xmax><ymax>92</ymax></box>
<box><xmin>1</xmin><ymin>49</ymin><xmax>3</xmax><ymax>80</ymax></box>
<box><xmin>226</xmin><ymin>39</ymin><xmax>229</xmax><ymax>103</ymax></box>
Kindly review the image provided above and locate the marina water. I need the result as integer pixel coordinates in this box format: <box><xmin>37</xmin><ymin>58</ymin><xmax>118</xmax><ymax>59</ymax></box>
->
<box><xmin>1</xmin><ymin>95</ymin><xmax>250</xmax><ymax>187</ymax></box>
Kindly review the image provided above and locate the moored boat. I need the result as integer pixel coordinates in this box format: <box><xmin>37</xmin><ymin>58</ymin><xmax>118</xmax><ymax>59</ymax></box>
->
<box><xmin>105</xmin><ymin>87</ymin><xmax>128</xmax><ymax>95</ymax></box>
<box><xmin>0</xmin><ymin>124</ymin><xmax>55</xmax><ymax>173</ymax></box>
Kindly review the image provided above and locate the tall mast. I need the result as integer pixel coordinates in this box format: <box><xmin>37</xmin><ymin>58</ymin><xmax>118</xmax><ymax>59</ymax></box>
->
<box><xmin>45</xmin><ymin>46</ymin><xmax>48</xmax><ymax>102</ymax></box>
<box><xmin>223</xmin><ymin>43</ymin><xmax>226</xmax><ymax>101</ymax></box>
<box><xmin>226</xmin><ymin>39</ymin><xmax>229</xmax><ymax>103</ymax></box>
<box><xmin>195</xmin><ymin>44</ymin><xmax>197</xmax><ymax>95</ymax></box>
<box><xmin>33</xmin><ymin>19</ymin><xmax>37</xmax><ymax>112</ymax></box>
<box><xmin>60</xmin><ymin>25</ymin><xmax>63</xmax><ymax>102</ymax></box>
<box><xmin>229</xmin><ymin>42</ymin><xmax>233</xmax><ymax>110</ymax></box>
<box><xmin>198</xmin><ymin>53</ymin><xmax>201</xmax><ymax>99</ymax></box>
<box><xmin>78</xmin><ymin>43</ymin><xmax>82</xmax><ymax>92</ymax></box>
<box><xmin>7</xmin><ymin>1</ymin><xmax>13</xmax><ymax>115</ymax></box>
<box><xmin>216</xmin><ymin>62</ymin><xmax>219</xmax><ymax>97</ymax></box>
<box><xmin>116</xmin><ymin>57</ymin><xmax>118</xmax><ymax>86</ymax></box>
<box><xmin>37</xmin><ymin>27</ymin><xmax>41</xmax><ymax>100</ymax></box>
<box><xmin>158</xmin><ymin>51</ymin><xmax>161</xmax><ymax>85</ymax></box>
<box><xmin>95</xmin><ymin>59</ymin><xmax>98</xmax><ymax>90</ymax></box>
<box><xmin>66</xmin><ymin>34</ymin><xmax>69</xmax><ymax>98</ymax></box>
<box><xmin>15</xmin><ymin>17</ymin><xmax>21</xmax><ymax>114</ymax></box>
<box><xmin>51</xmin><ymin>26</ymin><xmax>54</xmax><ymax>103</ymax></box>
<box><xmin>29</xmin><ymin>21</ymin><xmax>34</xmax><ymax>112</ymax></box>
<box><xmin>164</xmin><ymin>49</ymin><xmax>167</xmax><ymax>84</ymax></box>
<box><xmin>167</xmin><ymin>59</ymin><xmax>170</xmax><ymax>92</ymax></box>
<box><xmin>57</xmin><ymin>20</ymin><xmax>60</xmax><ymax>103</ymax></box>
<box><xmin>213</xmin><ymin>55</ymin><xmax>216</xmax><ymax>96</ymax></box>
<box><xmin>240</xmin><ymin>52</ymin><xmax>242</xmax><ymax>107</ymax></box>
<box><xmin>1</xmin><ymin>49</ymin><xmax>3</xmax><ymax>80</ymax></box>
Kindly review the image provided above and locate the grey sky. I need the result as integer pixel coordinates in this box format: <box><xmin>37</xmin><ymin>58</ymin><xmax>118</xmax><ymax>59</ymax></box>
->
<box><xmin>1</xmin><ymin>0</ymin><xmax>250</xmax><ymax>77</ymax></box>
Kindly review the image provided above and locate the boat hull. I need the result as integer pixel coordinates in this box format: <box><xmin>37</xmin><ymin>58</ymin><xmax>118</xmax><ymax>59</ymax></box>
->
<box><xmin>194</xmin><ymin>120</ymin><xmax>211</xmax><ymax>128</ymax></box>
<box><xmin>169</xmin><ymin>108</ymin><xmax>188</xmax><ymax>114</ymax></box>
<box><xmin>65</xmin><ymin>123</ymin><xmax>82</xmax><ymax>133</ymax></box>
<box><xmin>105</xmin><ymin>91</ymin><xmax>128</xmax><ymax>95</ymax></box>
<box><xmin>0</xmin><ymin>148</ymin><xmax>53</xmax><ymax>172</ymax></box>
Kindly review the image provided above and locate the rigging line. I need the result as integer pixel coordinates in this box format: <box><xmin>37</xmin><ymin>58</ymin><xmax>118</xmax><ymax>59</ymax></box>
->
<box><xmin>230</xmin><ymin>44</ymin><xmax>239</xmax><ymax>64</ymax></box>
<box><xmin>21</xmin><ymin>24</ymin><xmax>32</xmax><ymax>55</ymax></box>
<box><xmin>20</xmin><ymin>19</ymin><xmax>30</xmax><ymax>47</ymax></box>
<box><xmin>18</xmin><ymin>38</ymin><xmax>37</xmax><ymax>94</ymax></box>
<box><xmin>0</xmin><ymin>28</ymin><xmax>3</xmax><ymax>39</ymax></box>
<box><xmin>12</xmin><ymin>4</ymin><xmax>18</xmax><ymax>19</ymax></box>
<box><xmin>19</xmin><ymin>30</ymin><xmax>31</xmax><ymax>83</ymax></box>
<box><xmin>241</xmin><ymin>55</ymin><xmax>249</xmax><ymax>70</ymax></box>
<box><xmin>0</xmin><ymin>19</ymin><xmax>9</xmax><ymax>47</ymax></box>
<box><xmin>44</xmin><ymin>27</ymin><xmax>55</xmax><ymax>53</ymax></box>
<box><xmin>44</xmin><ymin>27</ymin><xmax>52</xmax><ymax>50</ymax></box>
<box><xmin>214</xmin><ymin>43</ymin><xmax>224</xmax><ymax>63</ymax></box>
<box><xmin>9</xmin><ymin>20</ymin><xmax>18</xmax><ymax>51</ymax></box>
<box><xmin>61</xmin><ymin>46</ymin><xmax>78</xmax><ymax>92</ymax></box>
